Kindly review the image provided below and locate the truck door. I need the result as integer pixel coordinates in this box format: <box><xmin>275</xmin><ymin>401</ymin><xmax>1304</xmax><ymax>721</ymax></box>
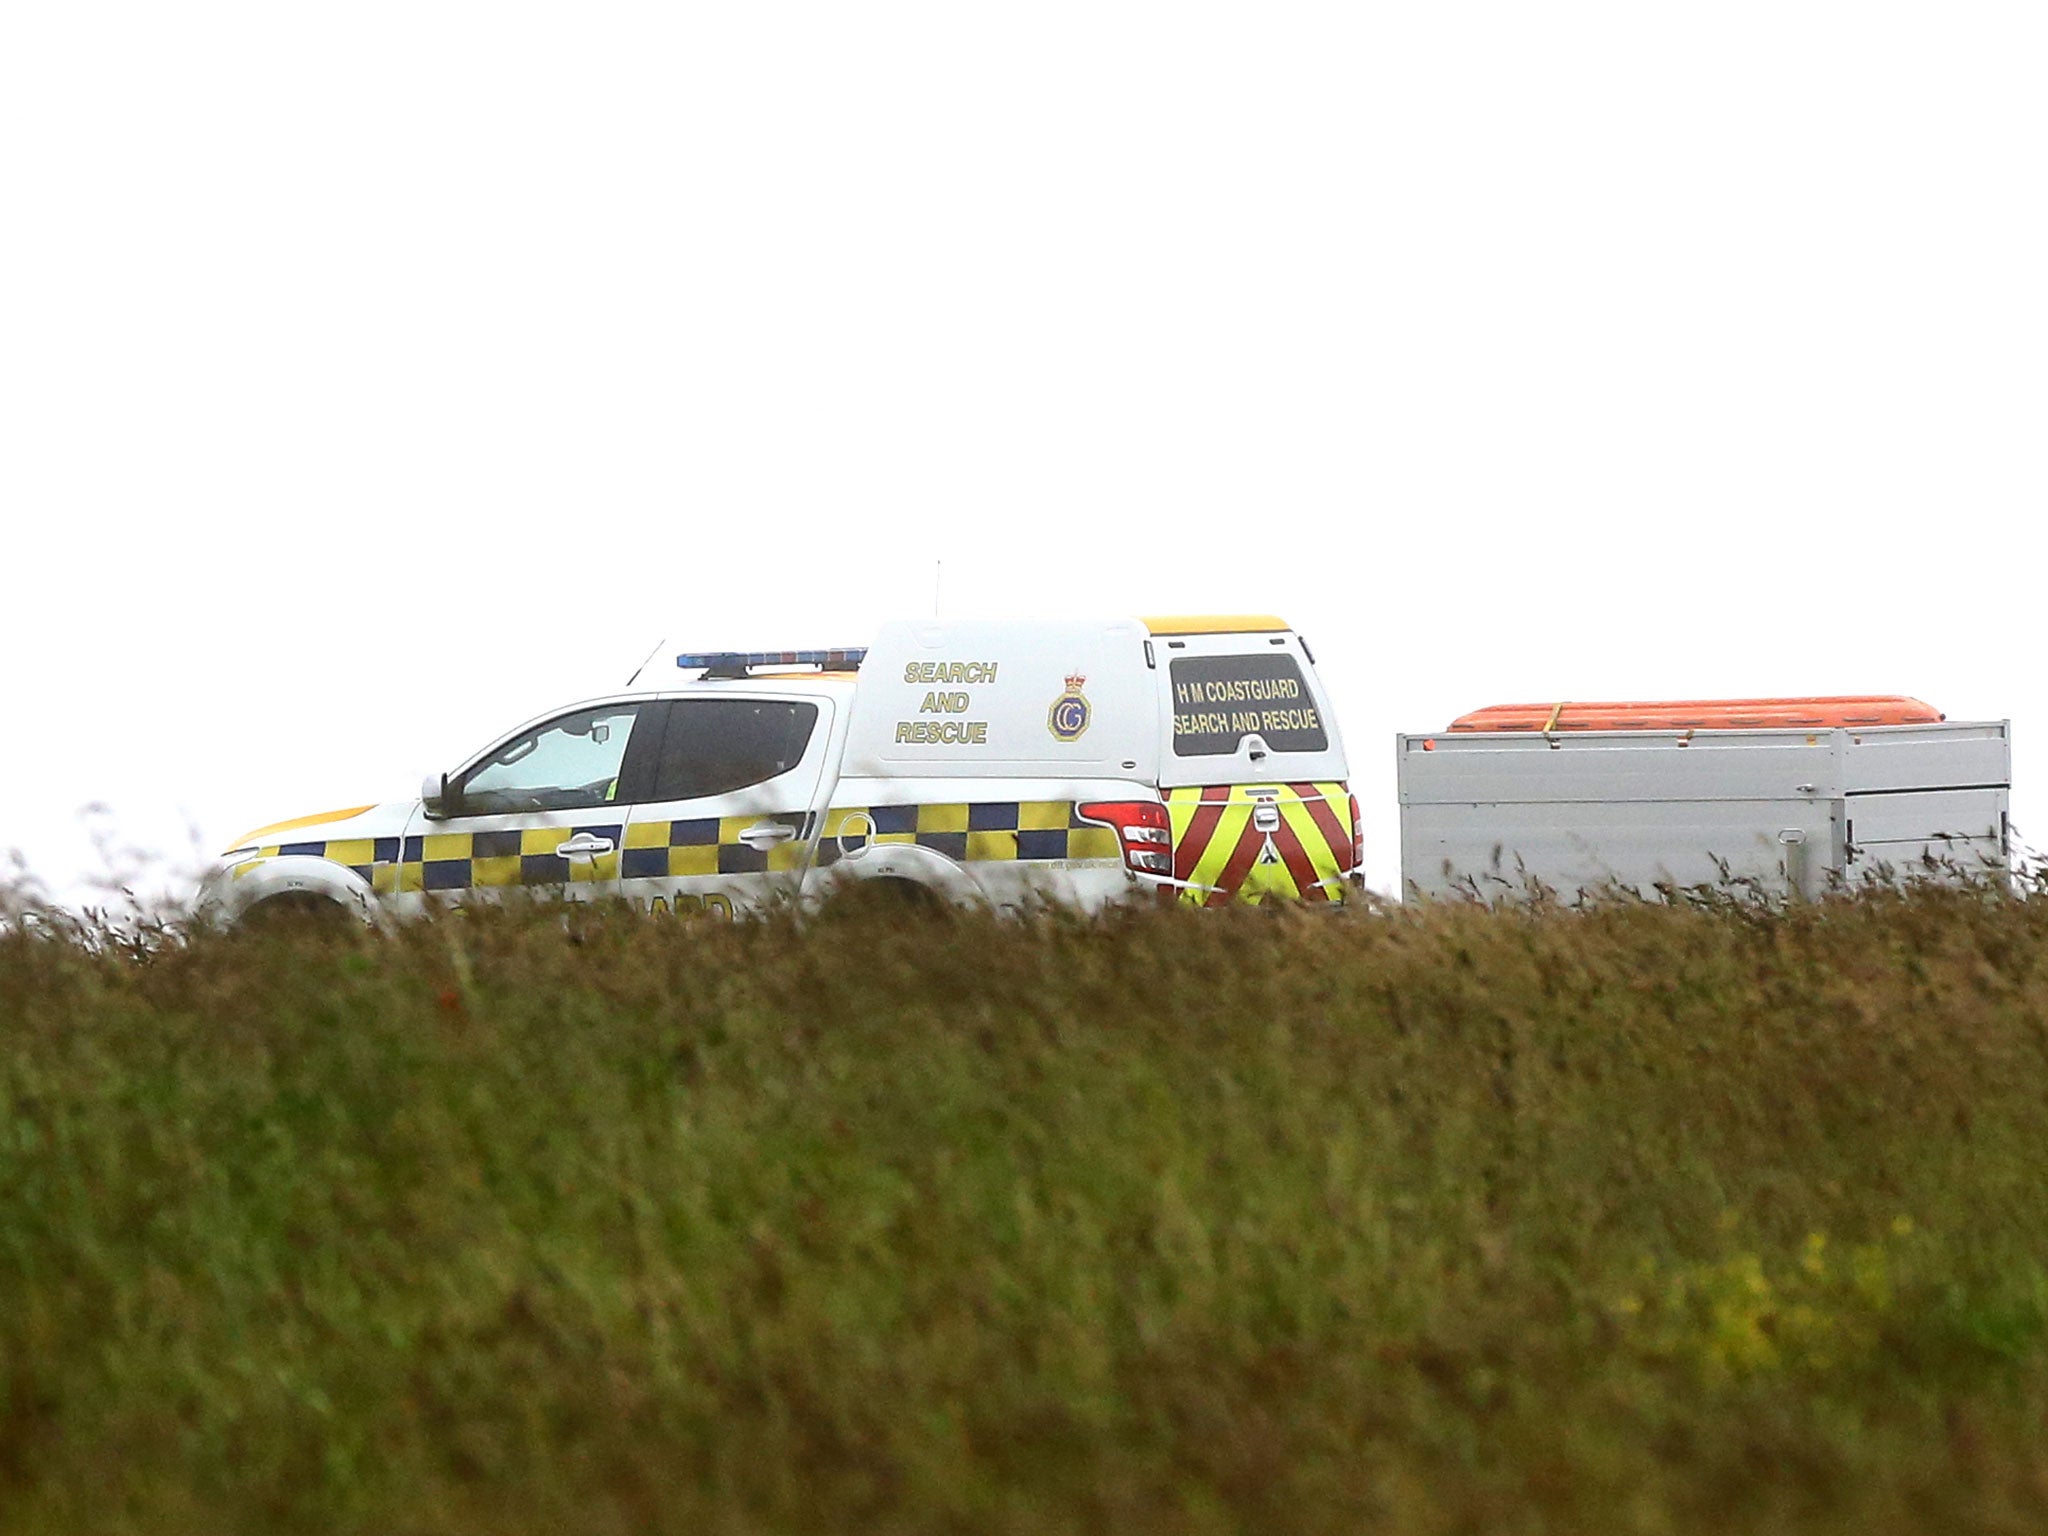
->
<box><xmin>1154</xmin><ymin>631</ymin><xmax>1356</xmax><ymax>905</ymax></box>
<box><xmin>619</xmin><ymin>695</ymin><xmax>834</xmax><ymax>918</ymax></box>
<box><xmin>393</xmin><ymin>700</ymin><xmax>661</xmax><ymax>912</ymax></box>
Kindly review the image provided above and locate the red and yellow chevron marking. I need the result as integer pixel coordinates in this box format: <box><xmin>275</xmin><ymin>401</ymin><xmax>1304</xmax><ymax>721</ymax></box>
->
<box><xmin>1165</xmin><ymin>781</ymin><xmax>1354</xmax><ymax>908</ymax></box>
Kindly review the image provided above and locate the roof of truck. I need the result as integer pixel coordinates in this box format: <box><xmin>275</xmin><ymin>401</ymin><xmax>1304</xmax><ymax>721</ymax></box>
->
<box><xmin>1448</xmin><ymin>696</ymin><xmax>1945</xmax><ymax>732</ymax></box>
<box><xmin>1141</xmin><ymin>614</ymin><xmax>1289</xmax><ymax>636</ymax></box>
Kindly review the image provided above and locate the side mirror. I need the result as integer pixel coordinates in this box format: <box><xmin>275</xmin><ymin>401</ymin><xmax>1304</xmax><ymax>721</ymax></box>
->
<box><xmin>421</xmin><ymin>771</ymin><xmax>453</xmax><ymax>818</ymax></box>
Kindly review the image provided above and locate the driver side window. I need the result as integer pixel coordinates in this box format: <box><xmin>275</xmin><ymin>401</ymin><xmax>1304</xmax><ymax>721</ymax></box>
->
<box><xmin>458</xmin><ymin>707</ymin><xmax>643</xmax><ymax>815</ymax></box>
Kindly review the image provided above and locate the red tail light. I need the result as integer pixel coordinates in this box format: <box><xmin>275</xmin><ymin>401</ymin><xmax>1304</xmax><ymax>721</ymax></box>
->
<box><xmin>1348</xmin><ymin>793</ymin><xmax>1364</xmax><ymax>878</ymax></box>
<box><xmin>1077</xmin><ymin>800</ymin><xmax>1173</xmax><ymax>877</ymax></box>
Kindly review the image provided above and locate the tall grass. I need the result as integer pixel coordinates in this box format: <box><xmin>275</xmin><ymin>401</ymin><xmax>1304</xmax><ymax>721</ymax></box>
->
<box><xmin>6</xmin><ymin>887</ymin><xmax>2048</xmax><ymax>1533</ymax></box>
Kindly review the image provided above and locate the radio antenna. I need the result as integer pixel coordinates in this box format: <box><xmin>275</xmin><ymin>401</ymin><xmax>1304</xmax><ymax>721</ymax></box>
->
<box><xmin>626</xmin><ymin>637</ymin><xmax>663</xmax><ymax>686</ymax></box>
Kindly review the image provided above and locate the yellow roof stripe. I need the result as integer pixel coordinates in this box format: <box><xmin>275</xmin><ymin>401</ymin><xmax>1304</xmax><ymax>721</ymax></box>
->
<box><xmin>1141</xmin><ymin>614</ymin><xmax>1290</xmax><ymax>636</ymax></box>
<box><xmin>226</xmin><ymin>804</ymin><xmax>376</xmax><ymax>851</ymax></box>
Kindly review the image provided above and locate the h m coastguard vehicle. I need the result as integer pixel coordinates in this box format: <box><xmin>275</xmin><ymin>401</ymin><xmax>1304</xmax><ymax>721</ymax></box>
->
<box><xmin>197</xmin><ymin>616</ymin><xmax>1361</xmax><ymax>926</ymax></box>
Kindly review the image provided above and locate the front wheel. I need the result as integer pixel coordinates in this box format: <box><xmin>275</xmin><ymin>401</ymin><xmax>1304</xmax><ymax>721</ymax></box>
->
<box><xmin>238</xmin><ymin>892</ymin><xmax>358</xmax><ymax>934</ymax></box>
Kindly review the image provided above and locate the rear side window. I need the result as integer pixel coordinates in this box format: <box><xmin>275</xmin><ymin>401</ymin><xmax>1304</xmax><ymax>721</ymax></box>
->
<box><xmin>1170</xmin><ymin>654</ymin><xmax>1329</xmax><ymax>756</ymax></box>
<box><xmin>648</xmin><ymin>699</ymin><xmax>820</xmax><ymax>801</ymax></box>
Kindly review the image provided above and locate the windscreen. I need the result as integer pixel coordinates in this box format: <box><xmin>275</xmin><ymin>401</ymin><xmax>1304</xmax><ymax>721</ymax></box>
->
<box><xmin>1170</xmin><ymin>653</ymin><xmax>1329</xmax><ymax>756</ymax></box>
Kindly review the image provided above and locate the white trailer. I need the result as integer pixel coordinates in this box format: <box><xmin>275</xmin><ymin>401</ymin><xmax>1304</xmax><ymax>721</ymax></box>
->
<box><xmin>1397</xmin><ymin>700</ymin><xmax>2010</xmax><ymax>902</ymax></box>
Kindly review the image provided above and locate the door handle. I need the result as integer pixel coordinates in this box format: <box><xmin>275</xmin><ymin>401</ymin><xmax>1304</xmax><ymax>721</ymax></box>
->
<box><xmin>557</xmin><ymin>834</ymin><xmax>615</xmax><ymax>859</ymax></box>
<box><xmin>737</xmin><ymin>820</ymin><xmax>798</xmax><ymax>850</ymax></box>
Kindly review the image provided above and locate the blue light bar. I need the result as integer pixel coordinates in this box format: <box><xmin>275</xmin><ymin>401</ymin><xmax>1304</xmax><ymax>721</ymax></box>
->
<box><xmin>674</xmin><ymin>647</ymin><xmax>869</xmax><ymax>676</ymax></box>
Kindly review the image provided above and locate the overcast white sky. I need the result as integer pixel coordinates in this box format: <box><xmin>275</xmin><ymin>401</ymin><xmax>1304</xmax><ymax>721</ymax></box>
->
<box><xmin>3</xmin><ymin>3</ymin><xmax>2043</xmax><ymax>907</ymax></box>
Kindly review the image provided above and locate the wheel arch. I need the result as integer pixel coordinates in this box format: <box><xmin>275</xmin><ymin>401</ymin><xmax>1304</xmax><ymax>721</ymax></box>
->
<box><xmin>223</xmin><ymin>856</ymin><xmax>377</xmax><ymax>927</ymax></box>
<box><xmin>812</xmin><ymin>842</ymin><xmax>983</xmax><ymax>905</ymax></box>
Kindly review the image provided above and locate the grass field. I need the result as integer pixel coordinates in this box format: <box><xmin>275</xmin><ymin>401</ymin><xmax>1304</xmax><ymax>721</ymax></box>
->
<box><xmin>6</xmin><ymin>885</ymin><xmax>2048</xmax><ymax>1533</ymax></box>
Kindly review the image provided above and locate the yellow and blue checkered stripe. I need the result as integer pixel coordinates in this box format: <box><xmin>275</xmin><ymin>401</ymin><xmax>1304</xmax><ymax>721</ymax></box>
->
<box><xmin>234</xmin><ymin>824</ymin><xmax>628</xmax><ymax>894</ymax></box>
<box><xmin>234</xmin><ymin>801</ymin><xmax>1121</xmax><ymax>892</ymax></box>
<box><xmin>815</xmin><ymin>801</ymin><xmax>1120</xmax><ymax>866</ymax></box>
<box><xmin>233</xmin><ymin>836</ymin><xmax>399</xmax><ymax>884</ymax></box>
<box><xmin>620</xmin><ymin>814</ymin><xmax>812</xmax><ymax>877</ymax></box>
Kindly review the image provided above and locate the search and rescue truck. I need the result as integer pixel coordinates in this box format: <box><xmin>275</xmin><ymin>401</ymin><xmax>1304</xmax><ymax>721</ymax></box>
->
<box><xmin>1399</xmin><ymin>696</ymin><xmax>2012</xmax><ymax>902</ymax></box>
<box><xmin>197</xmin><ymin>615</ymin><xmax>1362</xmax><ymax>926</ymax></box>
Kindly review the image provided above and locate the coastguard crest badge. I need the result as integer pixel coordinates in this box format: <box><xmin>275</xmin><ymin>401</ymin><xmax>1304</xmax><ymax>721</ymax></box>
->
<box><xmin>1048</xmin><ymin>672</ymin><xmax>1091</xmax><ymax>742</ymax></box>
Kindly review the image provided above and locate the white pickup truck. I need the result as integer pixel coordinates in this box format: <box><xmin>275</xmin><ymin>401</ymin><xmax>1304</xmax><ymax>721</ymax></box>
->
<box><xmin>1398</xmin><ymin>696</ymin><xmax>2011</xmax><ymax>901</ymax></box>
<box><xmin>196</xmin><ymin>615</ymin><xmax>1360</xmax><ymax>927</ymax></box>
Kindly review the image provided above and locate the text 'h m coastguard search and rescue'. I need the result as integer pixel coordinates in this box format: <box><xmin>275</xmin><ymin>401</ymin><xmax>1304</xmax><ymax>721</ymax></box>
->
<box><xmin>1169</xmin><ymin>653</ymin><xmax>1328</xmax><ymax>756</ymax></box>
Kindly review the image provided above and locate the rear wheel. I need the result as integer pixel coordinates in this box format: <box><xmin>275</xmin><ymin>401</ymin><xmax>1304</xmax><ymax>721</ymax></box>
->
<box><xmin>817</xmin><ymin>875</ymin><xmax>942</xmax><ymax>922</ymax></box>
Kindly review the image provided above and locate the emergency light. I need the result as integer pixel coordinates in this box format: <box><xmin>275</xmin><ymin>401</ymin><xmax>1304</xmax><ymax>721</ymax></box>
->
<box><xmin>674</xmin><ymin>648</ymin><xmax>869</xmax><ymax>679</ymax></box>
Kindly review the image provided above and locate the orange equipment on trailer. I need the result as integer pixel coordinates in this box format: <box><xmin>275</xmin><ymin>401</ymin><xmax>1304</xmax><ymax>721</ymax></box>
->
<box><xmin>1446</xmin><ymin>696</ymin><xmax>1944</xmax><ymax>734</ymax></box>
